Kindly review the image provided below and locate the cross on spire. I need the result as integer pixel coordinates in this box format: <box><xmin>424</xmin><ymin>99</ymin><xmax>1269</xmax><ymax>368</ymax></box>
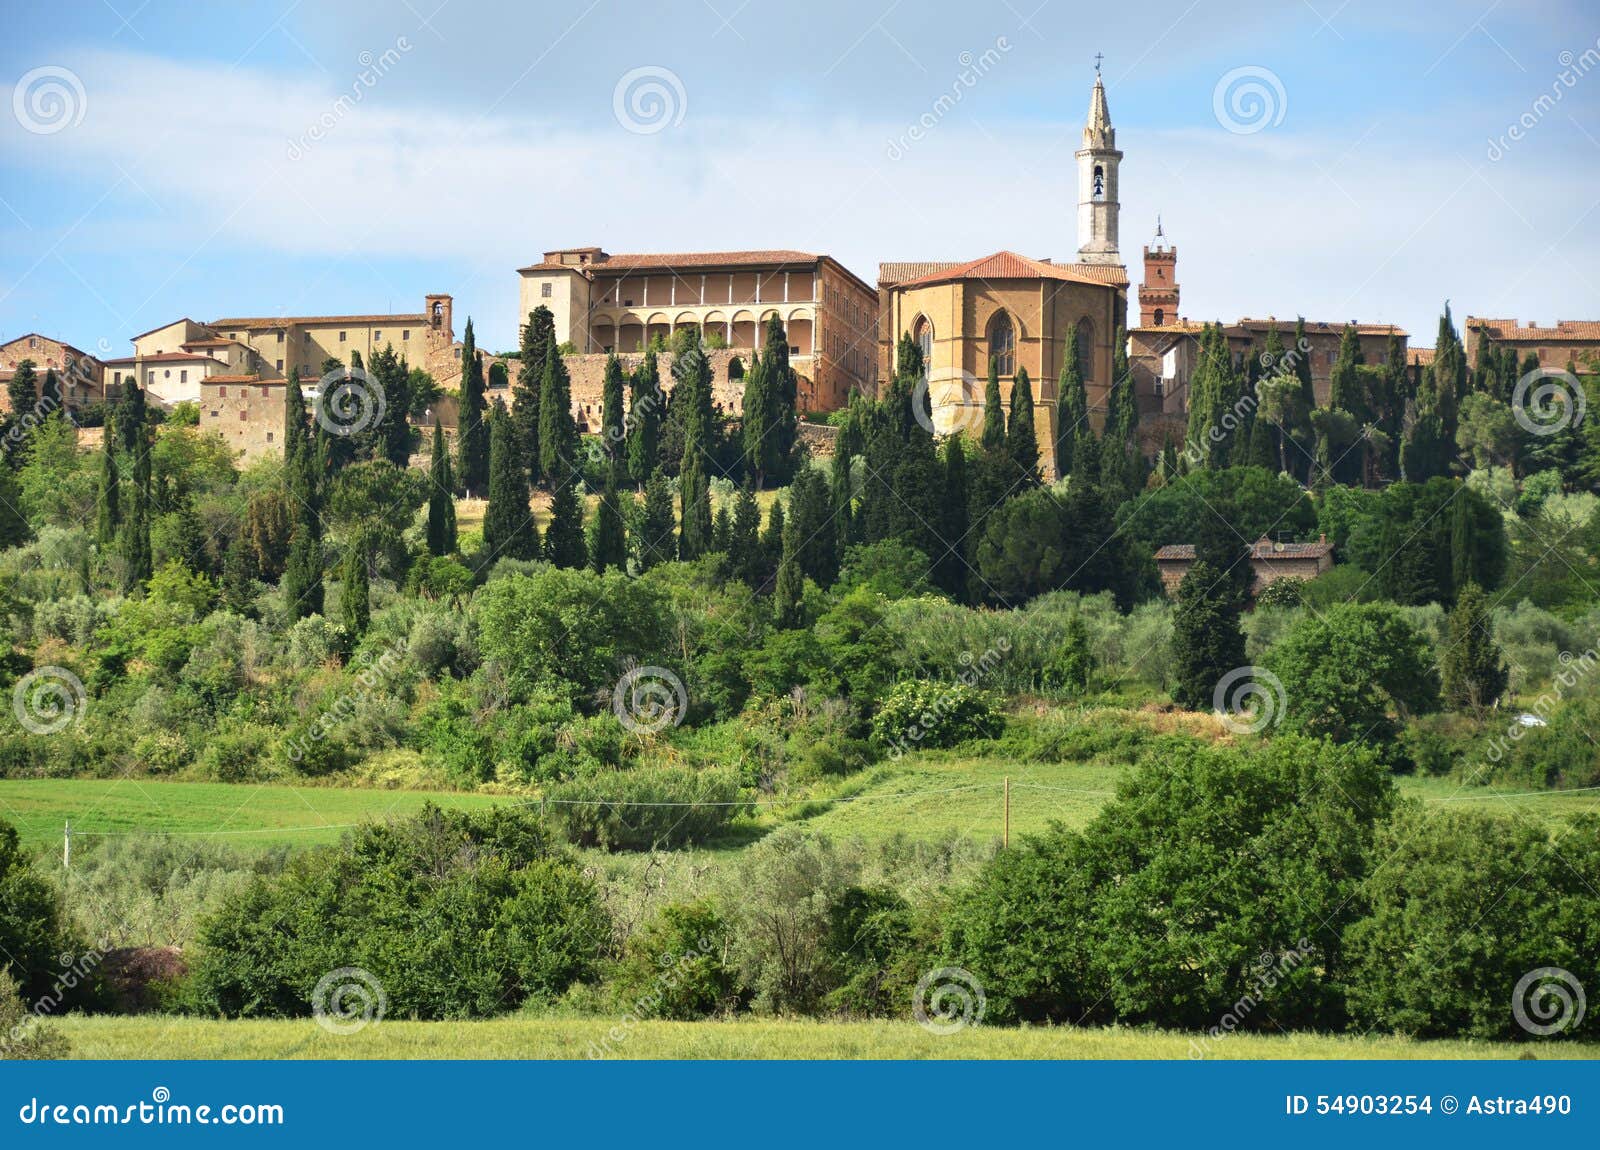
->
<box><xmin>1094</xmin><ymin>51</ymin><xmax>1103</xmax><ymax>75</ymax></box>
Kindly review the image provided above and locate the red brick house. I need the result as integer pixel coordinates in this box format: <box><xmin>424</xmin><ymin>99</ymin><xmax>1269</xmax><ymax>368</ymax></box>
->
<box><xmin>1155</xmin><ymin>536</ymin><xmax>1335</xmax><ymax>596</ymax></box>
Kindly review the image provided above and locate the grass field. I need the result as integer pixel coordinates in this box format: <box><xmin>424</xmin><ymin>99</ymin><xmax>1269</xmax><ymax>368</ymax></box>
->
<box><xmin>52</xmin><ymin>1015</ymin><xmax>1600</xmax><ymax>1060</ymax></box>
<box><xmin>0</xmin><ymin>779</ymin><xmax>502</xmax><ymax>853</ymax></box>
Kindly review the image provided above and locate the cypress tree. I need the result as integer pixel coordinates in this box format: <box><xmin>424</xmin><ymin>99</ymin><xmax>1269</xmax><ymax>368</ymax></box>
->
<box><xmin>120</xmin><ymin>388</ymin><xmax>153</xmax><ymax>592</ymax></box>
<box><xmin>675</xmin><ymin>339</ymin><xmax>714</xmax><ymax>559</ymax></box>
<box><xmin>773</xmin><ymin>516</ymin><xmax>805</xmax><ymax>630</ymax></box>
<box><xmin>711</xmin><ymin>503</ymin><xmax>732</xmax><ymax>555</ymax></box>
<box><xmin>935</xmin><ymin>432</ymin><xmax>970</xmax><ymax>596</ymax></box>
<box><xmin>767</xmin><ymin>314</ymin><xmax>799</xmax><ymax>468</ymax></box>
<box><xmin>626</xmin><ymin>351</ymin><xmax>663</xmax><ymax>489</ymax></box>
<box><xmin>831</xmin><ymin>397</ymin><xmax>864</xmax><ymax>550</ymax></box>
<box><xmin>280</xmin><ymin>446</ymin><xmax>324</xmax><ymax>618</ymax></box>
<box><xmin>39</xmin><ymin>369</ymin><xmax>61</xmax><ymax>414</ymax></box>
<box><xmin>456</xmin><ymin>323</ymin><xmax>489</xmax><ymax>497</ymax></box>
<box><xmin>6</xmin><ymin>359</ymin><xmax>36</xmax><ymax>424</ymax></box>
<box><xmin>283</xmin><ymin>370</ymin><xmax>308</xmax><ymax>469</ymax></box>
<box><xmin>1057</xmin><ymin>328</ymin><xmax>1088</xmax><ymax>479</ymax></box>
<box><xmin>1441</xmin><ymin>581</ymin><xmax>1508</xmax><ymax>713</ymax></box>
<box><xmin>537</xmin><ymin>344</ymin><xmax>577</xmax><ymax>485</ymax></box>
<box><xmin>981</xmin><ymin>353</ymin><xmax>1006</xmax><ymax>452</ymax></box>
<box><xmin>426</xmin><ymin>421</ymin><xmax>456</xmax><ymax>557</ymax></box>
<box><xmin>600</xmin><ymin>352</ymin><xmax>626</xmax><ymax>467</ymax></box>
<box><xmin>633</xmin><ymin>468</ymin><xmax>676</xmax><ymax>572</ymax></box>
<box><xmin>589</xmin><ymin>462</ymin><xmax>629</xmax><ymax>573</ymax></box>
<box><xmin>543</xmin><ymin>474</ymin><xmax>586</xmax><ymax>569</ymax></box>
<box><xmin>1449</xmin><ymin>489</ymin><xmax>1476</xmax><ymax>603</ymax></box>
<box><xmin>341</xmin><ymin>534</ymin><xmax>370</xmax><ymax>640</ymax></box>
<box><xmin>1007</xmin><ymin>365</ymin><xmax>1040</xmax><ymax>485</ymax></box>
<box><xmin>483</xmin><ymin>399</ymin><xmax>537</xmax><ymax>561</ymax></box>
<box><xmin>787</xmin><ymin>465</ymin><xmax>838</xmax><ymax>587</ymax></box>
<box><xmin>1098</xmin><ymin>328</ymin><xmax>1141</xmax><ymax>499</ymax></box>
<box><xmin>1171</xmin><ymin>559</ymin><xmax>1247</xmax><ymax>712</ymax></box>
<box><xmin>95</xmin><ymin>419</ymin><xmax>120</xmax><ymax>545</ymax></box>
<box><xmin>513</xmin><ymin>306</ymin><xmax>554</xmax><ymax>476</ymax></box>
<box><xmin>741</xmin><ymin>352</ymin><xmax>774</xmax><ymax>487</ymax></box>
<box><xmin>762</xmin><ymin>496</ymin><xmax>786</xmax><ymax>574</ymax></box>
<box><xmin>221</xmin><ymin>534</ymin><xmax>254</xmax><ymax>615</ymax></box>
<box><xmin>729</xmin><ymin>483</ymin><xmax>762</xmax><ymax>587</ymax></box>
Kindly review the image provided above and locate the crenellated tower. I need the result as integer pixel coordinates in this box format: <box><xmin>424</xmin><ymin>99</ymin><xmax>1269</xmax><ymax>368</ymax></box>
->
<box><xmin>1138</xmin><ymin>218</ymin><xmax>1178</xmax><ymax>326</ymax></box>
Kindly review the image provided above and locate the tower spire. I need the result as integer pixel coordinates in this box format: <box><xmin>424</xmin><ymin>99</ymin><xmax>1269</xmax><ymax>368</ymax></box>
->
<box><xmin>1076</xmin><ymin>65</ymin><xmax>1123</xmax><ymax>266</ymax></box>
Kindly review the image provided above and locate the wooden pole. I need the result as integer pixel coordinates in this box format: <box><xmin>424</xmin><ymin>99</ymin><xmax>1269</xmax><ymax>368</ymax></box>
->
<box><xmin>1003</xmin><ymin>777</ymin><xmax>1010</xmax><ymax>850</ymax></box>
<box><xmin>63</xmin><ymin>820</ymin><xmax>71</xmax><ymax>871</ymax></box>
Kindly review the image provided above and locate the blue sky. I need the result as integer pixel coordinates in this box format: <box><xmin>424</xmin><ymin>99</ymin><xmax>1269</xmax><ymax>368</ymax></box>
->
<box><xmin>1</xmin><ymin>0</ymin><xmax>1597</xmax><ymax>357</ymax></box>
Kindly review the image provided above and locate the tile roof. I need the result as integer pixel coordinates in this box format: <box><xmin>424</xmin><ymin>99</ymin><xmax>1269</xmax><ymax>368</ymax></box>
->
<box><xmin>204</xmin><ymin>374</ymin><xmax>267</xmax><ymax>384</ymax></box>
<box><xmin>1234</xmin><ymin>317</ymin><xmax>1407</xmax><ymax>337</ymax></box>
<box><xmin>894</xmin><ymin>250</ymin><xmax>1130</xmax><ymax>288</ymax></box>
<box><xmin>521</xmin><ymin>250</ymin><xmax>822</xmax><ymax>275</ymax></box>
<box><xmin>182</xmin><ymin>337</ymin><xmax>238</xmax><ymax>348</ymax></box>
<box><xmin>210</xmin><ymin>314</ymin><xmax>425</xmax><ymax>329</ymax></box>
<box><xmin>135</xmin><ymin>352</ymin><xmax>225</xmax><ymax>364</ymax></box>
<box><xmin>878</xmin><ymin>261</ymin><xmax>963</xmax><ymax>286</ymax></box>
<box><xmin>1467</xmin><ymin>318</ymin><xmax>1600</xmax><ymax>341</ymax></box>
<box><xmin>1155</xmin><ymin>537</ymin><xmax>1334</xmax><ymax>562</ymax></box>
<box><xmin>1408</xmin><ymin>347</ymin><xmax>1436</xmax><ymax>366</ymax></box>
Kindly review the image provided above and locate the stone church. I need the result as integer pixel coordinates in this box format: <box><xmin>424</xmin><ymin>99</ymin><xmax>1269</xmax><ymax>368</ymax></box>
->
<box><xmin>877</xmin><ymin>67</ymin><xmax>1130</xmax><ymax>480</ymax></box>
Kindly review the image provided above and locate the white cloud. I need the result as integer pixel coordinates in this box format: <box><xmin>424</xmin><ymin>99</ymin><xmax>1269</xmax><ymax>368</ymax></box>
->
<box><xmin>7</xmin><ymin>47</ymin><xmax>1597</xmax><ymax>347</ymax></box>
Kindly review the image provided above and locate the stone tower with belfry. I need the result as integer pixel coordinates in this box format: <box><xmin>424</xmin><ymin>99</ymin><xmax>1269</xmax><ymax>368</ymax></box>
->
<box><xmin>1138</xmin><ymin>218</ymin><xmax>1179</xmax><ymax>327</ymax></box>
<box><xmin>1076</xmin><ymin>56</ymin><xmax>1123</xmax><ymax>266</ymax></box>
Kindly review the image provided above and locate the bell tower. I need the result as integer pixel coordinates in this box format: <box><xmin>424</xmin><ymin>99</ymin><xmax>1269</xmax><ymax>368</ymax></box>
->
<box><xmin>1076</xmin><ymin>57</ymin><xmax>1123</xmax><ymax>266</ymax></box>
<box><xmin>1139</xmin><ymin>218</ymin><xmax>1178</xmax><ymax>327</ymax></box>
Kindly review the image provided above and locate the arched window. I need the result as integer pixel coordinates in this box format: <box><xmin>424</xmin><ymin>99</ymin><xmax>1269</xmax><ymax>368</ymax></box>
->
<box><xmin>912</xmin><ymin>316</ymin><xmax>933</xmax><ymax>378</ymax></box>
<box><xmin>988</xmin><ymin>312</ymin><xmax>1015</xmax><ymax>377</ymax></box>
<box><xmin>1076</xmin><ymin>318</ymin><xmax>1094</xmax><ymax>380</ymax></box>
<box><xmin>1093</xmin><ymin>164</ymin><xmax>1105</xmax><ymax>201</ymax></box>
<box><xmin>1153</xmin><ymin>308</ymin><xmax>1165</xmax><ymax>327</ymax></box>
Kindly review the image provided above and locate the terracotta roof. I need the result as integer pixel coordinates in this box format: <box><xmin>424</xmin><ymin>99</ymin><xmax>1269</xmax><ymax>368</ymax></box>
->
<box><xmin>1234</xmin><ymin>317</ymin><xmax>1406</xmax><ymax>337</ymax></box>
<box><xmin>1155</xmin><ymin>537</ymin><xmax>1334</xmax><ymax>562</ymax></box>
<box><xmin>204</xmin><ymin>374</ymin><xmax>267</xmax><ymax>384</ymax></box>
<box><xmin>102</xmin><ymin>357</ymin><xmax>137</xmax><ymax>366</ymax></box>
<box><xmin>895</xmin><ymin>250</ymin><xmax>1129</xmax><ymax>288</ymax></box>
<box><xmin>181</xmin><ymin>337</ymin><xmax>237</xmax><ymax>349</ymax></box>
<box><xmin>879</xmin><ymin>261</ymin><xmax>963</xmax><ymax>286</ymax></box>
<box><xmin>1466</xmin><ymin>317</ymin><xmax>1600</xmax><ymax>341</ymax></box>
<box><xmin>1408</xmin><ymin>347</ymin><xmax>1436</xmax><ymax>366</ymax></box>
<box><xmin>521</xmin><ymin>250</ymin><xmax>821</xmax><ymax>276</ymax></box>
<box><xmin>210</xmin><ymin>314</ymin><xmax>425</xmax><ymax>330</ymax></box>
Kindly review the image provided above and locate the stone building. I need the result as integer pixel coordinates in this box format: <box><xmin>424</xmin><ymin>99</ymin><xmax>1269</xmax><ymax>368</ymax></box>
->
<box><xmin>110</xmin><ymin>294</ymin><xmax>459</xmax><ymax>409</ymax></box>
<box><xmin>875</xmin><ymin>68</ymin><xmax>1131</xmax><ymax>480</ymax></box>
<box><xmin>517</xmin><ymin>248</ymin><xmax>876</xmax><ymax>412</ymax></box>
<box><xmin>1464</xmin><ymin>318</ymin><xmax>1600</xmax><ymax>374</ymax></box>
<box><xmin>0</xmin><ymin>333</ymin><xmax>110</xmax><ymax>413</ymax></box>
<box><xmin>1126</xmin><ymin>228</ymin><xmax>1406</xmax><ymax>455</ymax></box>
<box><xmin>198</xmin><ymin>374</ymin><xmax>291</xmax><ymax>459</ymax></box>
<box><xmin>1154</xmin><ymin>536</ymin><xmax>1335</xmax><ymax>596</ymax></box>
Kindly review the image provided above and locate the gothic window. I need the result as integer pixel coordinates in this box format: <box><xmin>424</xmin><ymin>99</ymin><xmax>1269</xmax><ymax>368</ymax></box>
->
<box><xmin>1093</xmin><ymin>164</ymin><xmax>1105</xmax><ymax>201</ymax></box>
<box><xmin>988</xmin><ymin>312</ymin><xmax>1015</xmax><ymax>377</ymax></box>
<box><xmin>912</xmin><ymin>315</ymin><xmax>933</xmax><ymax>378</ymax></box>
<box><xmin>1076</xmin><ymin>318</ymin><xmax>1094</xmax><ymax>380</ymax></box>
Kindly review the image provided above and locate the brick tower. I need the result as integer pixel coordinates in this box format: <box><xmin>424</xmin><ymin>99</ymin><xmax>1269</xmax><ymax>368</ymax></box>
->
<box><xmin>1138</xmin><ymin>219</ymin><xmax>1178</xmax><ymax>327</ymax></box>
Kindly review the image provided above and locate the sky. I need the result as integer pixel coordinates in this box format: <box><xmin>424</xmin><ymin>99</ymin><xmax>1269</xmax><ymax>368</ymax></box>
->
<box><xmin>1</xmin><ymin>0</ymin><xmax>1597</xmax><ymax>358</ymax></box>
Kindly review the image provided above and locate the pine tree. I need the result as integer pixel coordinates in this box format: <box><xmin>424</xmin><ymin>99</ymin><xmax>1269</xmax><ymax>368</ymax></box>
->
<box><xmin>675</xmin><ymin>339</ymin><xmax>715</xmax><ymax>559</ymax></box>
<box><xmin>1007</xmin><ymin>365</ymin><xmax>1040</xmax><ymax>484</ymax></box>
<box><xmin>1171</xmin><ymin>559</ymin><xmax>1247</xmax><ymax>712</ymax></box>
<box><xmin>95</xmin><ymin>419</ymin><xmax>120</xmax><ymax>545</ymax></box>
<box><xmin>513</xmin><ymin>307</ymin><xmax>554</xmax><ymax>477</ymax></box>
<box><xmin>1441</xmin><ymin>581</ymin><xmax>1508</xmax><ymax>713</ymax></box>
<box><xmin>426</xmin><ymin>421</ymin><xmax>456</xmax><ymax>557</ymax></box>
<box><xmin>600</xmin><ymin>352</ymin><xmax>626</xmax><ymax>468</ymax></box>
<box><xmin>589</xmin><ymin>462</ymin><xmax>629</xmax><ymax>573</ymax></box>
<box><xmin>729</xmin><ymin>483</ymin><xmax>762</xmax><ymax>587</ymax></box>
<box><xmin>1057</xmin><ymin>328</ymin><xmax>1089</xmax><ymax>479</ymax></box>
<box><xmin>537</xmin><ymin>344</ymin><xmax>577</xmax><ymax>485</ymax></box>
<box><xmin>543</xmin><ymin>474</ymin><xmax>586</xmax><ymax>569</ymax></box>
<box><xmin>456</xmin><ymin>322</ymin><xmax>490</xmax><ymax>497</ymax></box>
<box><xmin>483</xmin><ymin>399</ymin><xmax>537</xmax><ymax>561</ymax></box>
<box><xmin>341</xmin><ymin>534</ymin><xmax>370</xmax><ymax>640</ymax></box>
<box><xmin>633</xmin><ymin>468</ymin><xmax>676</xmax><ymax>572</ymax></box>
<box><xmin>626</xmin><ymin>351</ymin><xmax>663</xmax><ymax>489</ymax></box>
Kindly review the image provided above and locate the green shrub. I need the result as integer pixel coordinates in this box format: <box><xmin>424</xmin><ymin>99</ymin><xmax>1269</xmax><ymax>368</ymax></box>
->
<box><xmin>0</xmin><ymin>819</ymin><xmax>85</xmax><ymax>1005</ymax></box>
<box><xmin>608</xmin><ymin>900</ymin><xmax>738</xmax><ymax>1020</ymax></box>
<box><xmin>545</xmin><ymin>766</ymin><xmax>747</xmax><ymax>851</ymax></box>
<box><xmin>1345</xmin><ymin>808</ymin><xmax>1600</xmax><ymax>1040</ymax></box>
<box><xmin>871</xmin><ymin>680</ymin><xmax>1002</xmax><ymax>755</ymax></box>
<box><xmin>1255</xmin><ymin>577</ymin><xmax>1305</xmax><ymax>608</ymax></box>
